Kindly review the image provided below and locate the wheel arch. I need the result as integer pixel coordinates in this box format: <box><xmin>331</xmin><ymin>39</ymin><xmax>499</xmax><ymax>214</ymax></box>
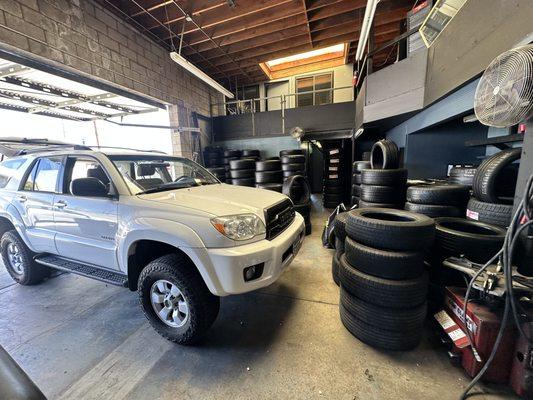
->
<box><xmin>125</xmin><ymin>239</ymin><xmax>219</xmax><ymax>294</ymax></box>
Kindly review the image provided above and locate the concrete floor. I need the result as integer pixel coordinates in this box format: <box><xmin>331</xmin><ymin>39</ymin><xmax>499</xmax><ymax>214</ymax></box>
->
<box><xmin>0</xmin><ymin>196</ymin><xmax>516</xmax><ymax>400</ymax></box>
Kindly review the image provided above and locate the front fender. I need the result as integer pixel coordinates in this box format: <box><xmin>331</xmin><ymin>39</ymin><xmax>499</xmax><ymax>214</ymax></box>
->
<box><xmin>118</xmin><ymin>218</ymin><xmax>223</xmax><ymax>294</ymax></box>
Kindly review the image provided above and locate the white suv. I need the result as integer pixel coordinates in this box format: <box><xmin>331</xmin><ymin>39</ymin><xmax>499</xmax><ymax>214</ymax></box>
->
<box><xmin>0</xmin><ymin>140</ymin><xmax>305</xmax><ymax>344</ymax></box>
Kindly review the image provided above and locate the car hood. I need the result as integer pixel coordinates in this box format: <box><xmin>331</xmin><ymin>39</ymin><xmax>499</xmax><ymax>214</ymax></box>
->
<box><xmin>137</xmin><ymin>183</ymin><xmax>288</xmax><ymax>220</ymax></box>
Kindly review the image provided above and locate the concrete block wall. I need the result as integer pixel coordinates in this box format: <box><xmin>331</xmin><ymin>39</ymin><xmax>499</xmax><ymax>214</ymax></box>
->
<box><xmin>0</xmin><ymin>0</ymin><xmax>224</xmax><ymax>156</ymax></box>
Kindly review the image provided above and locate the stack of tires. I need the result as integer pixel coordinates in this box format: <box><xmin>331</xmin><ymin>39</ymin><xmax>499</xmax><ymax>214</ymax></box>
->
<box><xmin>466</xmin><ymin>148</ymin><xmax>521</xmax><ymax>228</ymax></box>
<box><xmin>207</xmin><ymin>167</ymin><xmax>226</xmax><ymax>182</ymax></box>
<box><xmin>280</xmin><ymin>151</ymin><xmax>306</xmax><ymax>181</ymax></box>
<box><xmin>338</xmin><ymin>208</ymin><xmax>435</xmax><ymax>350</ymax></box>
<box><xmin>448</xmin><ymin>165</ymin><xmax>477</xmax><ymax>188</ymax></box>
<box><xmin>229</xmin><ymin>159</ymin><xmax>255</xmax><ymax>187</ymax></box>
<box><xmin>203</xmin><ymin>146</ymin><xmax>223</xmax><ymax>168</ymax></box>
<box><xmin>404</xmin><ymin>184</ymin><xmax>470</xmax><ymax>218</ymax></box>
<box><xmin>255</xmin><ymin>159</ymin><xmax>283</xmax><ymax>192</ymax></box>
<box><xmin>358</xmin><ymin>139</ymin><xmax>406</xmax><ymax>209</ymax></box>
<box><xmin>283</xmin><ymin>175</ymin><xmax>312</xmax><ymax>235</ymax></box>
<box><xmin>351</xmin><ymin>161</ymin><xmax>370</xmax><ymax>206</ymax></box>
<box><xmin>242</xmin><ymin>149</ymin><xmax>261</xmax><ymax>161</ymax></box>
<box><xmin>223</xmin><ymin>149</ymin><xmax>242</xmax><ymax>184</ymax></box>
<box><xmin>323</xmin><ymin>146</ymin><xmax>345</xmax><ymax>209</ymax></box>
<box><xmin>331</xmin><ymin>212</ymin><xmax>348</xmax><ymax>285</ymax></box>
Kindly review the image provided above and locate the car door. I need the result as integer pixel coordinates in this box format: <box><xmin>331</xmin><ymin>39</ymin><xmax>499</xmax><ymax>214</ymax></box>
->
<box><xmin>13</xmin><ymin>156</ymin><xmax>62</xmax><ymax>254</ymax></box>
<box><xmin>53</xmin><ymin>155</ymin><xmax>119</xmax><ymax>269</ymax></box>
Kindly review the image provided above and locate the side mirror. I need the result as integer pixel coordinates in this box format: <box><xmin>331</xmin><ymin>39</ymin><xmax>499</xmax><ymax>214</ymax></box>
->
<box><xmin>70</xmin><ymin>177</ymin><xmax>109</xmax><ymax>197</ymax></box>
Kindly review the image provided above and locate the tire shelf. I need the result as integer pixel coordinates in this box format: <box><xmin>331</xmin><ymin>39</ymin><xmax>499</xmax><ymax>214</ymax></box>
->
<box><xmin>465</xmin><ymin>133</ymin><xmax>524</xmax><ymax>150</ymax></box>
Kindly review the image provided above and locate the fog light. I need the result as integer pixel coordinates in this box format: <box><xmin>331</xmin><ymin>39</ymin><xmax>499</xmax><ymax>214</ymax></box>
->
<box><xmin>243</xmin><ymin>263</ymin><xmax>264</xmax><ymax>282</ymax></box>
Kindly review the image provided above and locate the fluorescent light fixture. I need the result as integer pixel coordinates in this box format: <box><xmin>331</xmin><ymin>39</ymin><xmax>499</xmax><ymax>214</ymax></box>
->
<box><xmin>170</xmin><ymin>52</ymin><xmax>234</xmax><ymax>99</ymax></box>
<box><xmin>419</xmin><ymin>0</ymin><xmax>468</xmax><ymax>48</ymax></box>
<box><xmin>355</xmin><ymin>0</ymin><xmax>380</xmax><ymax>61</ymax></box>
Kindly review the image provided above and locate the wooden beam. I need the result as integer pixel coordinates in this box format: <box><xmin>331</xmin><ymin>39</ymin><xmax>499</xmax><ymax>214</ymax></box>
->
<box><xmin>301</xmin><ymin>0</ymin><xmax>313</xmax><ymax>45</ymax></box>
<box><xmin>186</xmin><ymin>25</ymin><xmax>310</xmax><ymax>62</ymax></box>
<box><xmin>148</xmin><ymin>0</ymin><xmax>296</xmax><ymax>33</ymax></box>
<box><xmin>308</xmin><ymin>0</ymin><xmax>367</xmax><ymax>22</ymax></box>
<box><xmin>168</xmin><ymin>0</ymin><xmax>305</xmax><ymax>46</ymax></box>
<box><xmin>181</xmin><ymin>14</ymin><xmax>308</xmax><ymax>55</ymax></box>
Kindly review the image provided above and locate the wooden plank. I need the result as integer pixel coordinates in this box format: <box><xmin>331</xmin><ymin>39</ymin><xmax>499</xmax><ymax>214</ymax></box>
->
<box><xmin>148</xmin><ymin>0</ymin><xmax>295</xmax><ymax>33</ymax></box>
<box><xmin>308</xmin><ymin>0</ymin><xmax>367</xmax><ymax>22</ymax></box>
<box><xmin>169</xmin><ymin>0</ymin><xmax>305</xmax><ymax>45</ymax></box>
<box><xmin>268</xmin><ymin>57</ymin><xmax>346</xmax><ymax>79</ymax></box>
<box><xmin>182</xmin><ymin>14</ymin><xmax>308</xmax><ymax>55</ymax></box>
<box><xmin>186</xmin><ymin>25</ymin><xmax>310</xmax><ymax>62</ymax></box>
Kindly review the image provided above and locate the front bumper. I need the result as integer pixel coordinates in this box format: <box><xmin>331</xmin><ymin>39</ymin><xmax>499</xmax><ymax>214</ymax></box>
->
<box><xmin>196</xmin><ymin>213</ymin><xmax>305</xmax><ymax>296</ymax></box>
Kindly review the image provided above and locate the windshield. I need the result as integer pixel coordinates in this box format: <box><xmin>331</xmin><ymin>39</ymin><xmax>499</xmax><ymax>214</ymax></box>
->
<box><xmin>108</xmin><ymin>155</ymin><xmax>219</xmax><ymax>194</ymax></box>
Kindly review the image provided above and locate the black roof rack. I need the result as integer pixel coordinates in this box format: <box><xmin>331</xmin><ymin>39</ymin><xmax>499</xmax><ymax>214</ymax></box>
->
<box><xmin>0</xmin><ymin>137</ymin><xmax>91</xmax><ymax>157</ymax></box>
<box><xmin>90</xmin><ymin>146</ymin><xmax>166</xmax><ymax>154</ymax></box>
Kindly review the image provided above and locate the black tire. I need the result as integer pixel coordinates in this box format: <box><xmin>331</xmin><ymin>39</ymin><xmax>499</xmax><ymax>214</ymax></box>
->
<box><xmin>405</xmin><ymin>202</ymin><xmax>463</xmax><ymax>218</ymax></box>
<box><xmin>339</xmin><ymin>255</ymin><xmax>428</xmax><ymax>308</ymax></box>
<box><xmin>339</xmin><ymin>304</ymin><xmax>423</xmax><ymax>351</ymax></box>
<box><xmin>281</xmin><ymin>163</ymin><xmax>305</xmax><ymax>172</ymax></box>
<box><xmin>354</xmin><ymin>174</ymin><xmax>362</xmax><ymax>185</ymax></box>
<box><xmin>353</xmin><ymin>161</ymin><xmax>371</xmax><ymax>173</ymax></box>
<box><xmin>281</xmin><ymin>154</ymin><xmax>305</xmax><ymax>164</ymax></box>
<box><xmin>335</xmin><ymin>237</ymin><xmax>345</xmax><ymax>254</ymax></box>
<box><xmin>255</xmin><ymin>170</ymin><xmax>282</xmax><ymax>183</ymax></box>
<box><xmin>370</xmin><ymin>139</ymin><xmax>399</xmax><ymax>170</ymax></box>
<box><xmin>352</xmin><ymin>185</ymin><xmax>361</xmax><ymax>197</ymax></box>
<box><xmin>334</xmin><ymin>212</ymin><xmax>348</xmax><ymax>242</ymax></box>
<box><xmin>351</xmin><ymin>196</ymin><xmax>359</xmax><ymax>206</ymax></box>
<box><xmin>283</xmin><ymin>175</ymin><xmax>310</xmax><ymax>205</ymax></box>
<box><xmin>283</xmin><ymin>170</ymin><xmax>305</xmax><ymax>178</ymax></box>
<box><xmin>362</xmin><ymin>151</ymin><xmax>371</xmax><ymax>161</ymax></box>
<box><xmin>346</xmin><ymin>208</ymin><xmax>435</xmax><ymax>251</ymax></box>
<box><xmin>332</xmin><ymin>253</ymin><xmax>340</xmax><ymax>286</ymax></box>
<box><xmin>230</xmin><ymin>169</ymin><xmax>255</xmax><ymax>179</ymax></box>
<box><xmin>406</xmin><ymin>184</ymin><xmax>470</xmax><ymax>207</ymax></box>
<box><xmin>255</xmin><ymin>160</ymin><xmax>281</xmax><ymax>171</ymax></box>
<box><xmin>280</xmin><ymin>149</ymin><xmax>304</xmax><ymax>156</ymax></box>
<box><xmin>358</xmin><ymin>200</ymin><xmax>403</xmax><ymax>209</ymax></box>
<box><xmin>344</xmin><ymin>237</ymin><xmax>424</xmax><ymax>280</ymax></box>
<box><xmin>466</xmin><ymin>197</ymin><xmax>513</xmax><ymax>228</ymax></box>
<box><xmin>138</xmin><ymin>254</ymin><xmax>219</xmax><ymax>345</ymax></box>
<box><xmin>232</xmin><ymin>178</ymin><xmax>255</xmax><ymax>187</ymax></box>
<box><xmin>229</xmin><ymin>159</ymin><xmax>255</xmax><ymax>170</ymax></box>
<box><xmin>360</xmin><ymin>184</ymin><xmax>406</xmax><ymax>203</ymax></box>
<box><xmin>223</xmin><ymin>157</ymin><xmax>238</xmax><ymax>165</ymax></box>
<box><xmin>324</xmin><ymin>185</ymin><xmax>343</xmax><ymax>194</ymax></box>
<box><xmin>242</xmin><ymin>149</ymin><xmax>260</xmax><ymax>158</ymax></box>
<box><xmin>434</xmin><ymin>217</ymin><xmax>506</xmax><ymax>263</ymax></box>
<box><xmin>473</xmin><ymin>148</ymin><xmax>521</xmax><ymax>203</ymax></box>
<box><xmin>361</xmin><ymin>169</ymin><xmax>408</xmax><ymax>186</ymax></box>
<box><xmin>255</xmin><ymin>183</ymin><xmax>283</xmax><ymax>193</ymax></box>
<box><xmin>0</xmin><ymin>230</ymin><xmax>50</xmax><ymax>285</ymax></box>
<box><xmin>224</xmin><ymin>149</ymin><xmax>241</xmax><ymax>158</ymax></box>
<box><xmin>449</xmin><ymin>166</ymin><xmax>476</xmax><ymax>187</ymax></box>
<box><xmin>340</xmin><ymin>287</ymin><xmax>426</xmax><ymax>331</ymax></box>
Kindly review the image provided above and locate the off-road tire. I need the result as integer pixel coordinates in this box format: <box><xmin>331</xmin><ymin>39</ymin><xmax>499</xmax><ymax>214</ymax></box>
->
<box><xmin>1</xmin><ymin>230</ymin><xmax>50</xmax><ymax>285</ymax></box>
<box><xmin>138</xmin><ymin>254</ymin><xmax>219</xmax><ymax>345</ymax></box>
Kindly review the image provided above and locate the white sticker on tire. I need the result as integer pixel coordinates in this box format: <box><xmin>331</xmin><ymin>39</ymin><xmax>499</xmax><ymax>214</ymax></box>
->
<box><xmin>466</xmin><ymin>209</ymin><xmax>479</xmax><ymax>220</ymax></box>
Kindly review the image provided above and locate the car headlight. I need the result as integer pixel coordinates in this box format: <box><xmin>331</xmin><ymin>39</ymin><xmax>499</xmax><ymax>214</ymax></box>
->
<box><xmin>211</xmin><ymin>214</ymin><xmax>266</xmax><ymax>241</ymax></box>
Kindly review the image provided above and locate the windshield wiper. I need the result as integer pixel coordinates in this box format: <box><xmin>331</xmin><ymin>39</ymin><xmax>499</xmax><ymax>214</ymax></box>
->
<box><xmin>138</xmin><ymin>182</ymin><xmax>196</xmax><ymax>194</ymax></box>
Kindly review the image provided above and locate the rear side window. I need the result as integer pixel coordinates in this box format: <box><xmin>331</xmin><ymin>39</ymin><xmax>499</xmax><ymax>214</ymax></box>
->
<box><xmin>23</xmin><ymin>157</ymin><xmax>62</xmax><ymax>192</ymax></box>
<box><xmin>0</xmin><ymin>158</ymin><xmax>26</xmax><ymax>188</ymax></box>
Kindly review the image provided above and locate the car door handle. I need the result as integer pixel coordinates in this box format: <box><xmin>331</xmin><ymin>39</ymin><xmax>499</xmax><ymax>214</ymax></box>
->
<box><xmin>54</xmin><ymin>200</ymin><xmax>67</xmax><ymax>209</ymax></box>
<box><xmin>16</xmin><ymin>195</ymin><xmax>27</xmax><ymax>203</ymax></box>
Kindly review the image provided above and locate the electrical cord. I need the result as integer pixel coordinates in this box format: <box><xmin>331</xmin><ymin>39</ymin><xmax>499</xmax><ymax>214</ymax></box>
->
<box><xmin>460</xmin><ymin>173</ymin><xmax>533</xmax><ymax>399</ymax></box>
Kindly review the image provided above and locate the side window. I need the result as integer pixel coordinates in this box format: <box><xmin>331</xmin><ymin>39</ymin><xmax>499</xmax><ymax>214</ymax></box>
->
<box><xmin>0</xmin><ymin>158</ymin><xmax>26</xmax><ymax>189</ymax></box>
<box><xmin>23</xmin><ymin>157</ymin><xmax>62</xmax><ymax>192</ymax></box>
<box><xmin>65</xmin><ymin>157</ymin><xmax>111</xmax><ymax>195</ymax></box>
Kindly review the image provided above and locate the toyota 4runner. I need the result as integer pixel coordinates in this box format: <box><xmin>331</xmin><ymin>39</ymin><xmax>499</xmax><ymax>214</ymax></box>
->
<box><xmin>0</xmin><ymin>139</ymin><xmax>305</xmax><ymax>344</ymax></box>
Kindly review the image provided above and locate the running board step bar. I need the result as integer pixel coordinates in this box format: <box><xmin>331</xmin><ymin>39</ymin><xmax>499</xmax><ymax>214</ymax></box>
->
<box><xmin>34</xmin><ymin>255</ymin><xmax>128</xmax><ymax>287</ymax></box>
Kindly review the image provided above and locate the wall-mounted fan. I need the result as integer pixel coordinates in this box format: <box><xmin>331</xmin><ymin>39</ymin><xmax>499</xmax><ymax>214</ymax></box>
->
<box><xmin>474</xmin><ymin>44</ymin><xmax>533</xmax><ymax>128</ymax></box>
